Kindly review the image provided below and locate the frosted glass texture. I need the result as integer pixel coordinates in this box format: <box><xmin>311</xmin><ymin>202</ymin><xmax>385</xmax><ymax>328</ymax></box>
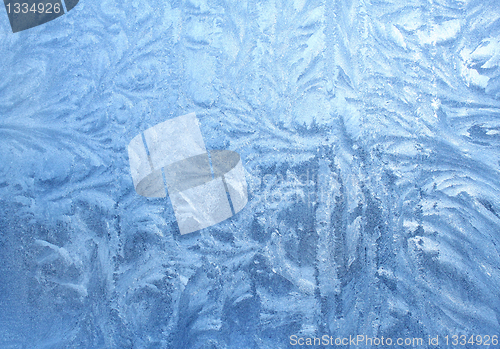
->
<box><xmin>1</xmin><ymin>0</ymin><xmax>500</xmax><ymax>347</ymax></box>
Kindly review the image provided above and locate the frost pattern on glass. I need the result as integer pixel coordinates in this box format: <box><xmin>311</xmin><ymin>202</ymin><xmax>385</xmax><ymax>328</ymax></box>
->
<box><xmin>0</xmin><ymin>0</ymin><xmax>499</xmax><ymax>347</ymax></box>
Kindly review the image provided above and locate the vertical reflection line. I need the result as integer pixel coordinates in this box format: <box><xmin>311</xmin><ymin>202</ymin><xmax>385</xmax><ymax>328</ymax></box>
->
<box><xmin>161</xmin><ymin>167</ymin><xmax>168</xmax><ymax>194</ymax></box>
<box><xmin>141</xmin><ymin>132</ymin><xmax>154</xmax><ymax>171</ymax></box>
<box><xmin>61</xmin><ymin>0</ymin><xmax>68</xmax><ymax>13</ymax></box>
<box><xmin>222</xmin><ymin>177</ymin><xmax>235</xmax><ymax>216</ymax></box>
<box><xmin>209</xmin><ymin>150</ymin><xmax>235</xmax><ymax>215</ymax></box>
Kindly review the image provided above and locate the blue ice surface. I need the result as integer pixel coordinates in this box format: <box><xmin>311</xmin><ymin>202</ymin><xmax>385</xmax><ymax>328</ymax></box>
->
<box><xmin>1</xmin><ymin>0</ymin><xmax>500</xmax><ymax>348</ymax></box>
